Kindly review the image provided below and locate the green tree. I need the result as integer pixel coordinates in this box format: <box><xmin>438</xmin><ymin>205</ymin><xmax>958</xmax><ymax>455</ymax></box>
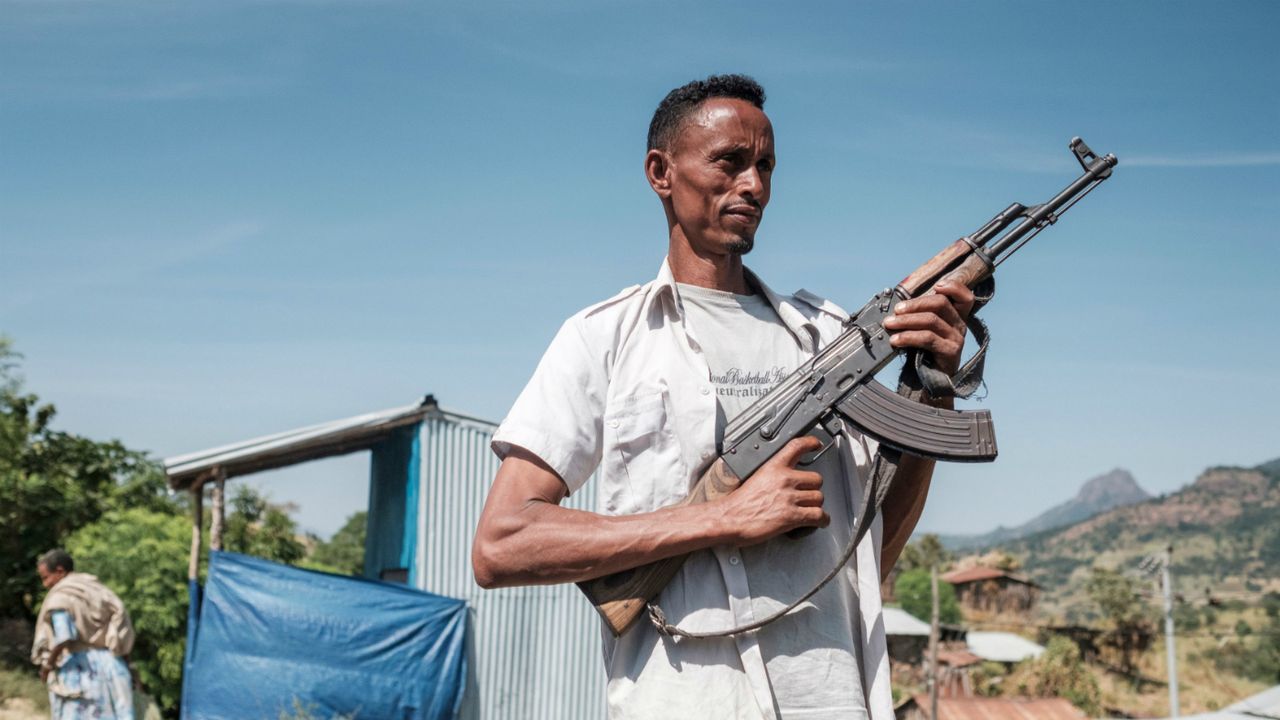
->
<box><xmin>895</xmin><ymin>534</ymin><xmax>952</xmax><ymax>573</ymax></box>
<box><xmin>224</xmin><ymin>486</ymin><xmax>306</xmax><ymax>565</ymax></box>
<box><xmin>65</xmin><ymin>508</ymin><xmax>192</xmax><ymax>714</ymax></box>
<box><xmin>0</xmin><ymin>338</ymin><xmax>176</xmax><ymax>621</ymax></box>
<box><xmin>895</xmin><ymin>568</ymin><xmax>961</xmax><ymax>624</ymax></box>
<box><xmin>306</xmin><ymin>511</ymin><xmax>367</xmax><ymax>576</ymax></box>
<box><xmin>1086</xmin><ymin>567</ymin><xmax>1155</xmax><ymax>676</ymax></box>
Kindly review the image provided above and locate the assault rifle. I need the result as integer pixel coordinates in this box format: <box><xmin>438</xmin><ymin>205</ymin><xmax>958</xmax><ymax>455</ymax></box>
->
<box><xmin>578</xmin><ymin>137</ymin><xmax>1117</xmax><ymax>637</ymax></box>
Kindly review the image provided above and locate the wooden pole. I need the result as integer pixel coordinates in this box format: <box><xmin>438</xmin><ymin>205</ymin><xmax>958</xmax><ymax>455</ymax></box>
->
<box><xmin>210</xmin><ymin>470</ymin><xmax>226</xmax><ymax>552</ymax></box>
<box><xmin>1163</xmin><ymin>544</ymin><xmax>1179</xmax><ymax>718</ymax></box>
<box><xmin>930</xmin><ymin>563</ymin><xmax>940</xmax><ymax>720</ymax></box>
<box><xmin>188</xmin><ymin>485</ymin><xmax>203</xmax><ymax>581</ymax></box>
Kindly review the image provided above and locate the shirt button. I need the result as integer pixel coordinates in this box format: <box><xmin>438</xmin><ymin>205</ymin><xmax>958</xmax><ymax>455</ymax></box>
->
<box><xmin>609</xmin><ymin>419</ymin><xmax>619</xmax><ymax>428</ymax></box>
<box><xmin>729</xmin><ymin>556</ymin><xmax>740</xmax><ymax>566</ymax></box>
<box><xmin>701</xmin><ymin>387</ymin><xmax>711</xmax><ymax>396</ymax></box>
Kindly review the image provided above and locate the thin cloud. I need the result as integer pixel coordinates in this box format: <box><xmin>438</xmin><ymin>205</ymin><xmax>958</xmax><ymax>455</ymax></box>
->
<box><xmin>1</xmin><ymin>221</ymin><xmax>264</xmax><ymax>313</ymax></box>
<box><xmin>1125</xmin><ymin>152</ymin><xmax>1280</xmax><ymax>168</ymax></box>
<box><xmin>0</xmin><ymin>65</ymin><xmax>297</xmax><ymax>103</ymax></box>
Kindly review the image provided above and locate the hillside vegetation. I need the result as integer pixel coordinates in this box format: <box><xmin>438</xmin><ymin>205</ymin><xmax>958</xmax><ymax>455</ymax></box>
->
<box><xmin>1004</xmin><ymin>462</ymin><xmax>1280</xmax><ymax>622</ymax></box>
<box><xmin>918</xmin><ymin>458</ymin><xmax>1280</xmax><ymax>716</ymax></box>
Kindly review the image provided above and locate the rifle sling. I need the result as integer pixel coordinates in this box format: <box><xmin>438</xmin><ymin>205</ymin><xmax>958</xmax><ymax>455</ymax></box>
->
<box><xmin>914</xmin><ymin>276</ymin><xmax>994</xmax><ymax>400</ymax></box>
<box><xmin>646</xmin><ymin>383</ymin><xmax>921</xmax><ymax>640</ymax></box>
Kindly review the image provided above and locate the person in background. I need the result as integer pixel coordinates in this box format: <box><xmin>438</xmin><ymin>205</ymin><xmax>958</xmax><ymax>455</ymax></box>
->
<box><xmin>31</xmin><ymin>549</ymin><xmax>135</xmax><ymax>720</ymax></box>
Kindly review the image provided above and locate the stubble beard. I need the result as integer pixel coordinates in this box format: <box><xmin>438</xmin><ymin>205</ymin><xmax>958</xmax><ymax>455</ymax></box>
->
<box><xmin>727</xmin><ymin>235</ymin><xmax>754</xmax><ymax>255</ymax></box>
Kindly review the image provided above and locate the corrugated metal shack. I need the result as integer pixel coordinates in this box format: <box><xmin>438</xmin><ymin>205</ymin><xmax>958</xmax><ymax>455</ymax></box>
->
<box><xmin>165</xmin><ymin>395</ymin><xmax>605</xmax><ymax>719</ymax></box>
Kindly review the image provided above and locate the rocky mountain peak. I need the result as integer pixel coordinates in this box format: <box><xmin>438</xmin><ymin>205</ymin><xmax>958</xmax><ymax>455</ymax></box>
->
<box><xmin>1075</xmin><ymin>468</ymin><xmax>1151</xmax><ymax>508</ymax></box>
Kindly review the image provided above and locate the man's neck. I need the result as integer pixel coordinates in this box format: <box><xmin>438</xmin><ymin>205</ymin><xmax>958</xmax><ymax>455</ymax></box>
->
<box><xmin>668</xmin><ymin>237</ymin><xmax>749</xmax><ymax>295</ymax></box>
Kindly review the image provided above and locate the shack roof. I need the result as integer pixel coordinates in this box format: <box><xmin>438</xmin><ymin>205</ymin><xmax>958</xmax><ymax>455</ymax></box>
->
<box><xmin>907</xmin><ymin>695</ymin><xmax>1084</xmax><ymax>720</ymax></box>
<box><xmin>937</xmin><ymin>649</ymin><xmax>982</xmax><ymax>668</ymax></box>
<box><xmin>965</xmin><ymin>631</ymin><xmax>1045</xmax><ymax>663</ymax></box>
<box><xmin>883</xmin><ymin>607</ymin><xmax>931</xmax><ymax>636</ymax></box>
<box><xmin>163</xmin><ymin>395</ymin><xmax>497</xmax><ymax>492</ymax></box>
<box><xmin>941</xmin><ymin>566</ymin><xmax>1040</xmax><ymax>588</ymax></box>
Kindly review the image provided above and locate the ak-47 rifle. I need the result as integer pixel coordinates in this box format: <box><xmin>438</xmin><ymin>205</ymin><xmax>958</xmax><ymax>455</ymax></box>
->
<box><xmin>578</xmin><ymin>137</ymin><xmax>1117</xmax><ymax>638</ymax></box>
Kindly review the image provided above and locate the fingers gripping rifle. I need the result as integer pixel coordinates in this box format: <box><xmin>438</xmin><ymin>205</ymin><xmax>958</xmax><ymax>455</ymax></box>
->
<box><xmin>578</xmin><ymin>138</ymin><xmax>1118</xmax><ymax>637</ymax></box>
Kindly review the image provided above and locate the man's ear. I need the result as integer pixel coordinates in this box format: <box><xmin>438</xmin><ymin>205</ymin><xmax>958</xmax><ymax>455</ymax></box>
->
<box><xmin>645</xmin><ymin>148</ymin><xmax>673</xmax><ymax>199</ymax></box>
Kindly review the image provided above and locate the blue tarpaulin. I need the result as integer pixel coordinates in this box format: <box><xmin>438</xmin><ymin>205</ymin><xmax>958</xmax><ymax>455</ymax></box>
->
<box><xmin>183</xmin><ymin>551</ymin><xmax>467</xmax><ymax>720</ymax></box>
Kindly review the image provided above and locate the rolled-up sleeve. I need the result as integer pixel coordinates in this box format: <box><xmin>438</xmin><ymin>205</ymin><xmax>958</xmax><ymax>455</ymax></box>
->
<box><xmin>50</xmin><ymin>610</ymin><xmax>78</xmax><ymax>644</ymax></box>
<box><xmin>491</xmin><ymin>316</ymin><xmax>606</xmax><ymax>495</ymax></box>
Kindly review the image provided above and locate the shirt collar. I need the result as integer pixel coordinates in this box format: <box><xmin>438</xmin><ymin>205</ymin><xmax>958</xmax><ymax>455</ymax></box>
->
<box><xmin>646</xmin><ymin>257</ymin><xmax>821</xmax><ymax>353</ymax></box>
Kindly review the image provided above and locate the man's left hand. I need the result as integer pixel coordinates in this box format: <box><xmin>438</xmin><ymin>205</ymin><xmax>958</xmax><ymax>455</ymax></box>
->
<box><xmin>882</xmin><ymin>280</ymin><xmax>975</xmax><ymax>376</ymax></box>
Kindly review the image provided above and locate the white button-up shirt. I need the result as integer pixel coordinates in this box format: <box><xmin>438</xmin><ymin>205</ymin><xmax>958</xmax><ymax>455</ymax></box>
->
<box><xmin>492</xmin><ymin>259</ymin><xmax>893</xmax><ymax>720</ymax></box>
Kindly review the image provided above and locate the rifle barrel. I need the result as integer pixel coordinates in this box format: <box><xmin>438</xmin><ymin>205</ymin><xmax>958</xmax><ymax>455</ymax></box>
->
<box><xmin>984</xmin><ymin>149</ymin><xmax>1117</xmax><ymax>264</ymax></box>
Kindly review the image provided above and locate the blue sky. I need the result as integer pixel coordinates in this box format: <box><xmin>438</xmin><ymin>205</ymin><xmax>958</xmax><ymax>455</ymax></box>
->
<box><xmin>3</xmin><ymin>1</ymin><xmax>1277</xmax><ymax>538</ymax></box>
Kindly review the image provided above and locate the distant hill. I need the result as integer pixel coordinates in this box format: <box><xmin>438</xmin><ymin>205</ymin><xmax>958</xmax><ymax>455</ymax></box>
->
<box><xmin>1257</xmin><ymin>456</ymin><xmax>1280</xmax><ymax>476</ymax></box>
<box><xmin>1004</xmin><ymin>459</ymin><xmax>1280</xmax><ymax>620</ymax></box>
<box><xmin>939</xmin><ymin>468</ymin><xmax>1151</xmax><ymax>550</ymax></box>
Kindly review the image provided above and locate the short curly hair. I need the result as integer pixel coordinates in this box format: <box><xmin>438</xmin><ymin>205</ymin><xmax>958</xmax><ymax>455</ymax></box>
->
<box><xmin>647</xmin><ymin>74</ymin><xmax>766</xmax><ymax>151</ymax></box>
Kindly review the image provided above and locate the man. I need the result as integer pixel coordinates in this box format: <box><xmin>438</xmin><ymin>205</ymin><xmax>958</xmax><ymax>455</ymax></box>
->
<box><xmin>473</xmin><ymin>75</ymin><xmax>973</xmax><ymax>719</ymax></box>
<box><xmin>31</xmin><ymin>549</ymin><xmax>136</xmax><ymax>720</ymax></box>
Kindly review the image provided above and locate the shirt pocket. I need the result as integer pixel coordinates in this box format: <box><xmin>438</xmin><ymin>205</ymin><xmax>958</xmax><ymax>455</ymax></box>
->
<box><xmin>602</xmin><ymin>389</ymin><xmax>689</xmax><ymax>515</ymax></box>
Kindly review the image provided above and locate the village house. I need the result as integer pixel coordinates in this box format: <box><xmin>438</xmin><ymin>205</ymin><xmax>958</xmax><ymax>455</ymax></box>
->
<box><xmin>941</xmin><ymin>566</ymin><xmax>1041</xmax><ymax>617</ymax></box>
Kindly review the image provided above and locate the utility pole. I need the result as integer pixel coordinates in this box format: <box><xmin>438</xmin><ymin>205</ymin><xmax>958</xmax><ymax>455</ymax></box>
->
<box><xmin>1162</xmin><ymin>544</ymin><xmax>1179</xmax><ymax>718</ymax></box>
<box><xmin>930</xmin><ymin>563</ymin><xmax>940</xmax><ymax>720</ymax></box>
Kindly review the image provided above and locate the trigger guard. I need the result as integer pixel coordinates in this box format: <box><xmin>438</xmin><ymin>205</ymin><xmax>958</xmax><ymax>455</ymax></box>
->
<box><xmin>797</xmin><ymin>423</ymin><xmax>841</xmax><ymax>467</ymax></box>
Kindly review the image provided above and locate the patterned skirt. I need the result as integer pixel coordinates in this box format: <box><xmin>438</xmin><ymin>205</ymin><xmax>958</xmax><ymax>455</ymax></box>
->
<box><xmin>49</xmin><ymin>648</ymin><xmax>135</xmax><ymax>720</ymax></box>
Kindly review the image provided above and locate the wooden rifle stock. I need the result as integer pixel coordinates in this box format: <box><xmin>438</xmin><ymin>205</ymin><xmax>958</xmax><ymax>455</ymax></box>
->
<box><xmin>576</xmin><ymin>458</ymin><xmax>744</xmax><ymax>636</ymax></box>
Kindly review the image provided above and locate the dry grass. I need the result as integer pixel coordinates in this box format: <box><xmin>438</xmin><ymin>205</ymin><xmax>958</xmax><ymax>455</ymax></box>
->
<box><xmin>0</xmin><ymin>667</ymin><xmax>46</xmax><ymax>719</ymax></box>
<box><xmin>1094</xmin><ymin>606</ymin><xmax>1268</xmax><ymax>717</ymax></box>
<box><xmin>0</xmin><ymin>668</ymin><xmax>46</xmax><ymax>709</ymax></box>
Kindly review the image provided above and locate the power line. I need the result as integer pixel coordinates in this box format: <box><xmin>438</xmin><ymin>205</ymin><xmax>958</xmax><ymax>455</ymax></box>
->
<box><xmin>951</xmin><ymin>618</ymin><xmax>1266</xmax><ymax>640</ymax></box>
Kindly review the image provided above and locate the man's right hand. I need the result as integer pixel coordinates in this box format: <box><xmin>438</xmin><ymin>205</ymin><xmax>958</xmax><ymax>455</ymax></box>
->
<box><xmin>717</xmin><ymin>435</ymin><xmax>829</xmax><ymax>546</ymax></box>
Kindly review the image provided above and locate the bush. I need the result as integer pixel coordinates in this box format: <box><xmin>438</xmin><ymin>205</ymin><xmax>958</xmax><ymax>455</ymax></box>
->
<box><xmin>895</xmin><ymin>568</ymin><xmax>961</xmax><ymax>624</ymax></box>
<box><xmin>306</xmin><ymin>512</ymin><xmax>366</xmax><ymax>577</ymax></box>
<box><xmin>66</xmin><ymin>508</ymin><xmax>192</xmax><ymax>714</ymax></box>
<box><xmin>1263</xmin><ymin>592</ymin><xmax>1280</xmax><ymax>619</ymax></box>
<box><xmin>1006</xmin><ymin>636</ymin><xmax>1101</xmax><ymax>716</ymax></box>
<box><xmin>970</xmin><ymin>661</ymin><xmax>1008</xmax><ymax>697</ymax></box>
<box><xmin>1173</xmin><ymin>603</ymin><xmax>1201</xmax><ymax>632</ymax></box>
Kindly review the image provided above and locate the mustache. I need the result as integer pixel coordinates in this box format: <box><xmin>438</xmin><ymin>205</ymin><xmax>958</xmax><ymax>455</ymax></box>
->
<box><xmin>722</xmin><ymin>198</ymin><xmax>762</xmax><ymax>214</ymax></box>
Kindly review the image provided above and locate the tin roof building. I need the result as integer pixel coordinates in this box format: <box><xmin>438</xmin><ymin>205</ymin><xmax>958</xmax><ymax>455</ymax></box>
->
<box><xmin>166</xmin><ymin>395</ymin><xmax>605</xmax><ymax>719</ymax></box>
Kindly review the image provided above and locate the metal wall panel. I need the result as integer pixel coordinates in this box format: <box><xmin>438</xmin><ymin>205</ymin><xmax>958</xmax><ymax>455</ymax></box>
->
<box><xmin>415</xmin><ymin>414</ymin><xmax>606</xmax><ymax>720</ymax></box>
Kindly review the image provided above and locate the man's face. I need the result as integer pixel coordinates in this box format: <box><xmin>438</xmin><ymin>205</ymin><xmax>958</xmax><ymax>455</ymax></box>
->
<box><xmin>37</xmin><ymin>563</ymin><xmax>66</xmax><ymax>590</ymax></box>
<box><xmin>663</xmin><ymin>98</ymin><xmax>775</xmax><ymax>257</ymax></box>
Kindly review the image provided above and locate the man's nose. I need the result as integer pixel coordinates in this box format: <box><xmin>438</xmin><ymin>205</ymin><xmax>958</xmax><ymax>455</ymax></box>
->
<box><xmin>739</xmin><ymin>167</ymin><xmax>765</xmax><ymax>200</ymax></box>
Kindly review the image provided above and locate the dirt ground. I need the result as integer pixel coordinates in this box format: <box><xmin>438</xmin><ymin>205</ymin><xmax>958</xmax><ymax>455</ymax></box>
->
<box><xmin>0</xmin><ymin>692</ymin><xmax>161</xmax><ymax>720</ymax></box>
<box><xmin>0</xmin><ymin>698</ymin><xmax>41</xmax><ymax>720</ymax></box>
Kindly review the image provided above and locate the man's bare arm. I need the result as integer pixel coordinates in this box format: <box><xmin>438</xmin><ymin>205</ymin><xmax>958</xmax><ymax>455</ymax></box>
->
<box><xmin>876</xmin><ymin>429</ymin><xmax>940</xmax><ymax>581</ymax></box>
<box><xmin>472</xmin><ymin>437</ymin><xmax>828</xmax><ymax>589</ymax></box>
